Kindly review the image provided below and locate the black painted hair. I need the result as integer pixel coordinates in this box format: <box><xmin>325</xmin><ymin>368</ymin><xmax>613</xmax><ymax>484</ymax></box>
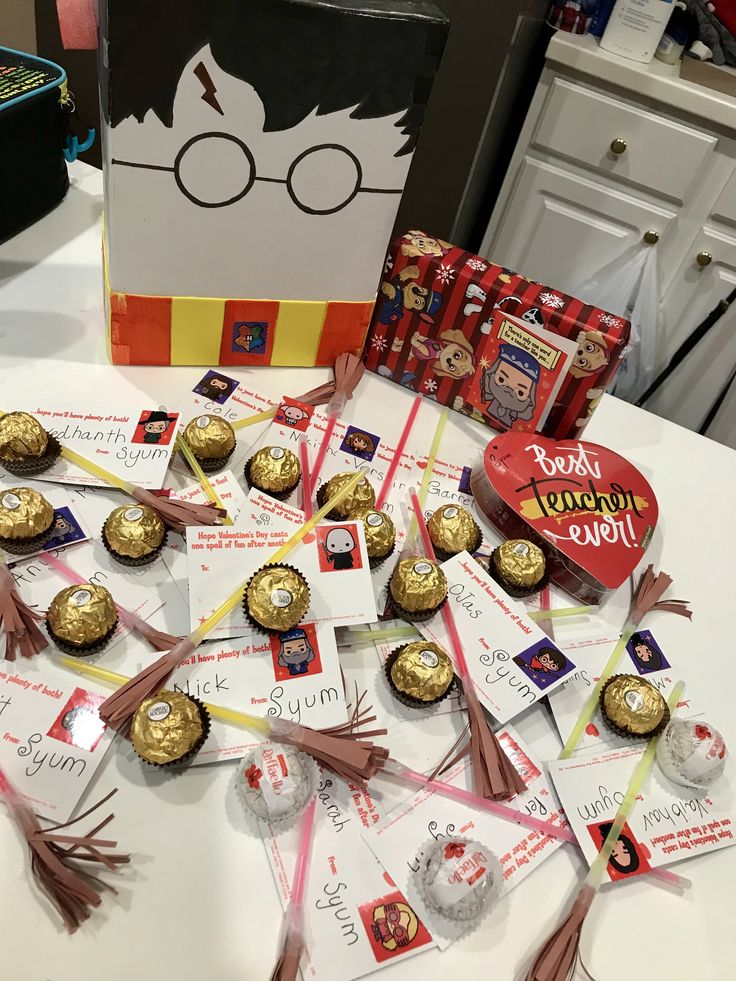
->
<box><xmin>630</xmin><ymin>632</ymin><xmax>663</xmax><ymax>671</ymax></box>
<box><xmin>537</xmin><ymin>646</ymin><xmax>567</xmax><ymax>672</ymax></box>
<box><xmin>598</xmin><ymin>823</ymin><xmax>641</xmax><ymax>875</ymax></box>
<box><xmin>102</xmin><ymin>0</ymin><xmax>448</xmax><ymax>156</ymax></box>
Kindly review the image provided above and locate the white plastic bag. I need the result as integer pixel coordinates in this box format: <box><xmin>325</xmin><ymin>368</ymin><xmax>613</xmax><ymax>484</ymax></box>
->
<box><xmin>568</xmin><ymin>243</ymin><xmax>662</xmax><ymax>403</ymax></box>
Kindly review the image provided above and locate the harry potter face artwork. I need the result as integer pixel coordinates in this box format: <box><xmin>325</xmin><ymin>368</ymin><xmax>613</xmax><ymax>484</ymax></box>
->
<box><xmin>480</xmin><ymin>343</ymin><xmax>540</xmax><ymax>426</ymax></box>
<box><xmin>103</xmin><ymin>0</ymin><xmax>447</xmax><ymax>303</ymax></box>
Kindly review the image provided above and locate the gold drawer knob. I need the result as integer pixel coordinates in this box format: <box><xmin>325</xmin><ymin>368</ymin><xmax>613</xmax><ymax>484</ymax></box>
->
<box><xmin>643</xmin><ymin>229</ymin><xmax>659</xmax><ymax>245</ymax></box>
<box><xmin>610</xmin><ymin>137</ymin><xmax>627</xmax><ymax>155</ymax></box>
<box><xmin>696</xmin><ymin>251</ymin><xmax>712</xmax><ymax>268</ymax></box>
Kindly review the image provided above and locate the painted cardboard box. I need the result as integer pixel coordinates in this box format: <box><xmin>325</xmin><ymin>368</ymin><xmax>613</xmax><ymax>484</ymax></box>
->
<box><xmin>100</xmin><ymin>0</ymin><xmax>447</xmax><ymax>367</ymax></box>
<box><xmin>363</xmin><ymin>231</ymin><xmax>631</xmax><ymax>438</ymax></box>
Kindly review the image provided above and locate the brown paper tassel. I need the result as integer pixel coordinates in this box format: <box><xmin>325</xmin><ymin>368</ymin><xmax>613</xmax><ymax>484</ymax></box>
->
<box><xmin>99</xmin><ymin>637</ymin><xmax>196</xmax><ymax>731</ymax></box>
<box><xmin>119</xmin><ymin>610</ymin><xmax>182</xmax><ymax>652</ymax></box>
<box><xmin>297</xmin><ymin>381</ymin><xmax>335</xmax><ymax>407</ymax></box>
<box><xmin>333</xmin><ymin>352</ymin><xmax>365</xmax><ymax>402</ymax></box>
<box><xmin>0</xmin><ymin>768</ymin><xmax>129</xmax><ymax>933</ymax></box>
<box><xmin>271</xmin><ymin>688</ymin><xmax>388</xmax><ymax>785</ymax></box>
<box><xmin>130</xmin><ymin>486</ymin><xmax>226</xmax><ymax>533</ymax></box>
<box><xmin>630</xmin><ymin>564</ymin><xmax>692</xmax><ymax>625</ymax></box>
<box><xmin>0</xmin><ymin>563</ymin><xmax>48</xmax><ymax>661</ymax></box>
<box><xmin>270</xmin><ymin>926</ymin><xmax>303</xmax><ymax>981</ymax></box>
<box><xmin>524</xmin><ymin>883</ymin><xmax>595</xmax><ymax>981</ymax></box>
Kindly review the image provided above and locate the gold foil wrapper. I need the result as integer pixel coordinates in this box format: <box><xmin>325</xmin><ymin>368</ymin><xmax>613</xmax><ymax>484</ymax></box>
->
<box><xmin>183</xmin><ymin>414</ymin><xmax>236</xmax><ymax>460</ymax></box>
<box><xmin>493</xmin><ymin>539</ymin><xmax>545</xmax><ymax>589</ymax></box>
<box><xmin>391</xmin><ymin>641</ymin><xmax>454</xmax><ymax>702</ymax></box>
<box><xmin>0</xmin><ymin>486</ymin><xmax>54</xmax><ymax>540</ymax></box>
<box><xmin>246</xmin><ymin>565</ymin><xmax>310</xmax><ymax>631</ymax></box>
<box><xmin>324</xmin><ymin>472</ymin><xmax>376</xmax><ymax>518</ymax></box>
<box><xmin>47</xmin><ymin>583</ymin><xmax>118</xmax><ymax>646</ymax></box>
<box><xmin>0</xmin><ymin>412</ymin><xmax>48</xmax><ymax>462</ymax></box>
<box><xmin>249</xmin><ymin>446</ymin><xmax>301</xmax><ymax>493</ymax></box>
<box><xmin>428</xmin><ymin>505</ymin><xmax>480</xmax><ymax>555</ymax></box>
<box><xmin>104</xmin><ymin>504</ymin><xmax>165</xmax><ymax>558</ymax></box>
<box><xmin>601</xmin><ymin>675</ymin><xmax>668</xmax><ymax>736</ymax></box>
<box><xmin>130</xmin><ymin>690</ymin><xmax>205</xmax><ymax>765</ymax></box>
<box><xmin>389</xmin><ymin>558</ymin><xmax>447</xmax><ymax>613</ymax></box>
<box><xmin>354</xmin><ymin>508</ymin><xmax>396</xmax><ymax>559</ymax></box>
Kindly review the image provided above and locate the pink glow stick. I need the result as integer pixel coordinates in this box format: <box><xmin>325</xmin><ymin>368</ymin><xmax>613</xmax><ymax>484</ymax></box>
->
<box><xmin>311</xmin><ymin>414</ymin><xmax>338</xmax><ymax>490</ymax></box>
<box><xmin>292</xmin><ymin>796</ymin><xmax>318</xmax><ymax>906</ymax></box>
<box><xmin>384</xmin><ymin>759</ymin><xmax>690</xmax><ymax>891</ymax></box>
<box><xmin>299</xmin><ymin>441</ymin><xmax>313</xmax><ymax>521</ymax></box>
<box><xmin>375</xmin><ymin>396</ymin><xmax>422</xmax><ymax>510</ymax></box>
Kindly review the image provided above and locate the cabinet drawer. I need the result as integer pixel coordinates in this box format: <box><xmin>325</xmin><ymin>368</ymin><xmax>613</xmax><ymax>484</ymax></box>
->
<box><xmin>533</xmin><ymin>79</ymin><xmax>716</xmax><ymax>202</ymax></box>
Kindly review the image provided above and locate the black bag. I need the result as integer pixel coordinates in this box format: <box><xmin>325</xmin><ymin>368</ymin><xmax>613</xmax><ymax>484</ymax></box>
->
<box><xmin>0</xmin><ymin>47</ymin><xmax>70</xmax><ymax>244</ymax></box>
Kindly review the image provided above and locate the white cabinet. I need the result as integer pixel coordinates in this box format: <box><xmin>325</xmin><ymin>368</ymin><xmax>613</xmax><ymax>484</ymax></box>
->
<box><xmin>481</xmin><ymin>34</ymin><xmax>736</xmax><ymax>448</ymax></box>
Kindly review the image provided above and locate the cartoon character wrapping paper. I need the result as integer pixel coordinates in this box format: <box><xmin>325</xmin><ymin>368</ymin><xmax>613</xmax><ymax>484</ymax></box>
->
<box><xmin>364</xmin><ymin>230</ymin><xmax>631</xmax><ymax>441</ymax></box>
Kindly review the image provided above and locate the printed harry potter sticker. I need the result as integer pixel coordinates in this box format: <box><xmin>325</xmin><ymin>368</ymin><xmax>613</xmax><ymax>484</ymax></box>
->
<box><xmin>626</xmin><ymin>629</ymin><xmax>670</xmax><ymax>675</ymax></box>
<box><xmin>358</xmin><ymin>890</ymin><xmax>432</xmax><ymax>963</ymax></box>
<box><xmin>132</xmin><ymin>410</ymin><xmax>178</xmax><ymax>445</ymax></box>
<box><xmin>512</xmin><ymin>638</ymin><xmax>574</xmax><ymax>691</ymax></box>
<box><xmin>47</xmin><ymin>688</ymin><xmax>107</xmax><ymax>753</ymax></box>
<box><xmin>274</xmin><ymin>397</ymin><xmax>313</xmax><ymax>432</ymax></box>
<box><xmin>316</xmin><ymin>524</ymin><xmax>364</xmax><ymax>573</ymax></box>
<box><xmin>193</xmin><ymin>370</ymin><xmax>239</xmax><ymax>404</ymax></box>
<box><xmin>270</xmin><ymin>623</ymin><xmax>323</xmax><ymax>680</ymax></box>
<box><xmin>341</xmin><ymin>425</ymin><xmax>380</xmax><ymax>462</ymax></box>
<box><xmin>586</xmin><ymin>820</ymin><xmax>651</xmax><ymax>882</ymax></box>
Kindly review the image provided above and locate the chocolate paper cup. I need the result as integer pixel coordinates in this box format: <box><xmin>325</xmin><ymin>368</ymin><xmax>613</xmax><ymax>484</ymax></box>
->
<box><xmin>0</xmin><ymin>524</ymin><xmax>54</xmax><ymax>556</ymax></box>
<box><xmin>46</xmin><ymin>617</ymin><xmax>119</xmax><ymax>657</ymax></box>
<box><xmin>182</xmin><ymin>446</ymin><xmax>234</xmax><ymax>475</ymax></box>
<box><xmin>0</xmin><ymin>434</ymin><xmax>61</xmax><ymax>477</ymax></box>
<box><xmin>488</xmin><ymin>547</ymin><xmax>550</xmax><ymax>599</ymax></box>
<box><xmin>386</xmin><ymin>593</ymin><xmax>447</xmax><ymax>624</ymax></box>
<box><xmin>242</xmin><ymin>563</ymin><xmax>311</xmax><ymax>636</ymax></box>
<box><xmin>315</xmin><ymin>482</ymin><xmax>353</xmax><ymax>520</ymax></box>
<box><xmin>385</xmin><ymin>648</ymin><xmax>456</xmax><ymax>709</ymax></box>
<box><xmin>244</xmin><ymin>457</ymin><xmax>299</xmax><ymax>502</ymax></box>
<box><xmin>101</xmin><ymin>524</ymin><xmax>168</xmax><ymax>568</ymax></box>
<box><xmin>134</xmin><ymin>696</ymin><xmax>211</xmax><ymax>770</ymax></box>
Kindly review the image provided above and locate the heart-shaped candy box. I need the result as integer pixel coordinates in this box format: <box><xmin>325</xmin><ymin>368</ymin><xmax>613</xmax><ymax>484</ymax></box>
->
<box><xmin>471</xmin><ymin>432</ymin><xmax>658</xmax><ymax>604</ymax></box>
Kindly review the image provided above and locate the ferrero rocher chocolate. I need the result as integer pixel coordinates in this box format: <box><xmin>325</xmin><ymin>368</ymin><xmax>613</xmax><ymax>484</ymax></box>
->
<box><xmin>600</xmin><ymin>674</ymin><xmax>669</xmax><ymax>738</ymax></box>
<box><xmin>47</xmin><ymin>583</ymin><xmax>118</xmax><ymax>650</ymax></box>
<box><xmin>247</xmin><ymin>446</ymin><xmax>301</xmax><ymax>495</ymax></box>
<box><xmin>130</xmin><ymin>691</ymin><xmax>206</xmax><ymax>766</ymax></box>
<box><xmin>390</xmin><ymin>641</ymin><xmax>454</xmax><ymax>703</ymax></box>
<box><xmin>245</xmin><ymin>565</ymin><xmax>310</xmax><ymax>632</ymax></box>
<box><xmin>183</xmin><ymin>414</ymin><xmax>236</xmax><ymax>461</ymax></box>
<box><xmin>354</xmin><ymin>508</ymin><xmax>396</xmax><ymax>563</ymax></box>
<box><xmin>103</xmin><ymin>504</ymin><xmax>165</xmax><ymax>561</ymax></box>
<box><xmin>389</xmin><ymin>558</ymin><xmax>447</xmax><ymax>619</ymax></box>
<box><xmin>427</xmin><ymin>505</ymin><xmax>481</xmax><ymax>558</ymax></box>
<box><xmin>492</xmin><ymin>539</ymin><xmax>545</xmax><ymax>591</ymax></box>
<box><xmin>321</xmin><ymin>472</ymin><xmax>376</xmax><ymax>518</ymax></box>
<box><xmin>0</xmin><ymin>487</ymin><xmax>54</xmax><ymax>541</ymax></box>
<box><xmin>0</xmin><ymin>412</ymin><xmax>48</xmax><ymax>462</ymax></box>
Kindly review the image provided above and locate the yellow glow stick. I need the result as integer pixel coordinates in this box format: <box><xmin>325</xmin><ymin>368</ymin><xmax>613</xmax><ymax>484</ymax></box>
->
<box><xmin>189</xmin><ymin>470</ymin><xmax>364</xmax><ymax>646</ymax></box>
<box><xmin>232</xmin><ymin>407</ymin><xmax>279</xmax><ymax>431</ymax></box>
<box><xmin>528</xmin><ymin>605</ymin><xmax>594</xmax><ymax>622</ymax></box>
<box><xmin>407</xmin><ymin>409</ymin><xmax>448</xmax><ymax>544</ymax></box>
<box><xmin>559</xmin><ymin>624</ymin><xmax>636</xmax><ymax>759</ymax></box>
<box><xmin>338</xmin><ymin>626</ymin><xmax>418</xmax><ymax>649</ymax></box>
<box><xmin>55</xmin><ymin>443</ymin><xmax>136</xmax><ymax>493</ymax></box>
<box><xmin>58</xmin><ymin>657</ymin><xmax>270</xmax><ymax>735</ymax></box>
<box><xmin>585</xmin><ymin>682</ymin><xmax>684</xmax><ymax>888</ymax></box>
<box><xmin>175</xmin><ymin>435</ymin><xmax>233</xmax><ymax>526</ymax></box>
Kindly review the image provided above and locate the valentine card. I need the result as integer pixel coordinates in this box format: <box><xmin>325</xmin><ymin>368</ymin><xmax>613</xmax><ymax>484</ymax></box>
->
<box><xmin>187</xmin><ymin>490</ymin><xmax>376</xmax><ymax>638</ymax></box>
<box><xmin>171</xmin><ymin>469</ymin><xmax>247</xmax><ymax>522</ymax></box>
<box><xmin>0</xmin><ymin>485</ymin><xmax>89</xmax><ymax>563</ymax></box>
<box><xmin>0</xmin><ymin>670</ymin><xmax>113</xmax><ymax>821</ymax></box>
<box><xmin>184</xmin><ymin>368</ymin><xmax>275</xmax><ymax>422</ymax></box>
<box><xmin>547</xmin><ymin>742</ymin><xmax>736</xmax><ymax>878</ymax></box>
<box><xmin>170</xmin><ymin>623</ymin><xmax>348</xmax><ymax>764</ymax></box>
<box><xmin>365</xmin><ymin>727</ymin><xmax>567</xmax><ymax>947</ymax></box>
<box><xmin>419</xmin><ymin>553</ymin><xmax>576</xmax><ymax>724</ymax></box>
<box><xmin>9</xmin><ymin>546</ymin><xmax>164</xmax><ymax>651</ymax></box>
<box><xmin>548</xmin><ymin>629</ymin><xmax>704</xmax><ymax>755</ymax></box>
<box><xmin>261</xmin><ymin>781</ymin><xmax>436</xmax><ymax>980</ymax></box>
<box><xmin>467</xmin><ymin>312</ymin><xmax>577</xmax><ymax>433</ymax></box>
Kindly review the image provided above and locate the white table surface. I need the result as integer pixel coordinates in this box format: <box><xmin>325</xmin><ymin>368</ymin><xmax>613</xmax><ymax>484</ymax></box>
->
<box><xmin>1</xmin><ymin>163</ymin><xmax>734</xmax><ymax>980</ymax></box>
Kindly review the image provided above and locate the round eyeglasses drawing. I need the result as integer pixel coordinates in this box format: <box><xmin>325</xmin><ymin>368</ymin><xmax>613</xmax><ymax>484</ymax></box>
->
<box><xmin>112</xmin><ymin>132</ymin><xmax>401</xmax><ymax>213</ymax></box>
